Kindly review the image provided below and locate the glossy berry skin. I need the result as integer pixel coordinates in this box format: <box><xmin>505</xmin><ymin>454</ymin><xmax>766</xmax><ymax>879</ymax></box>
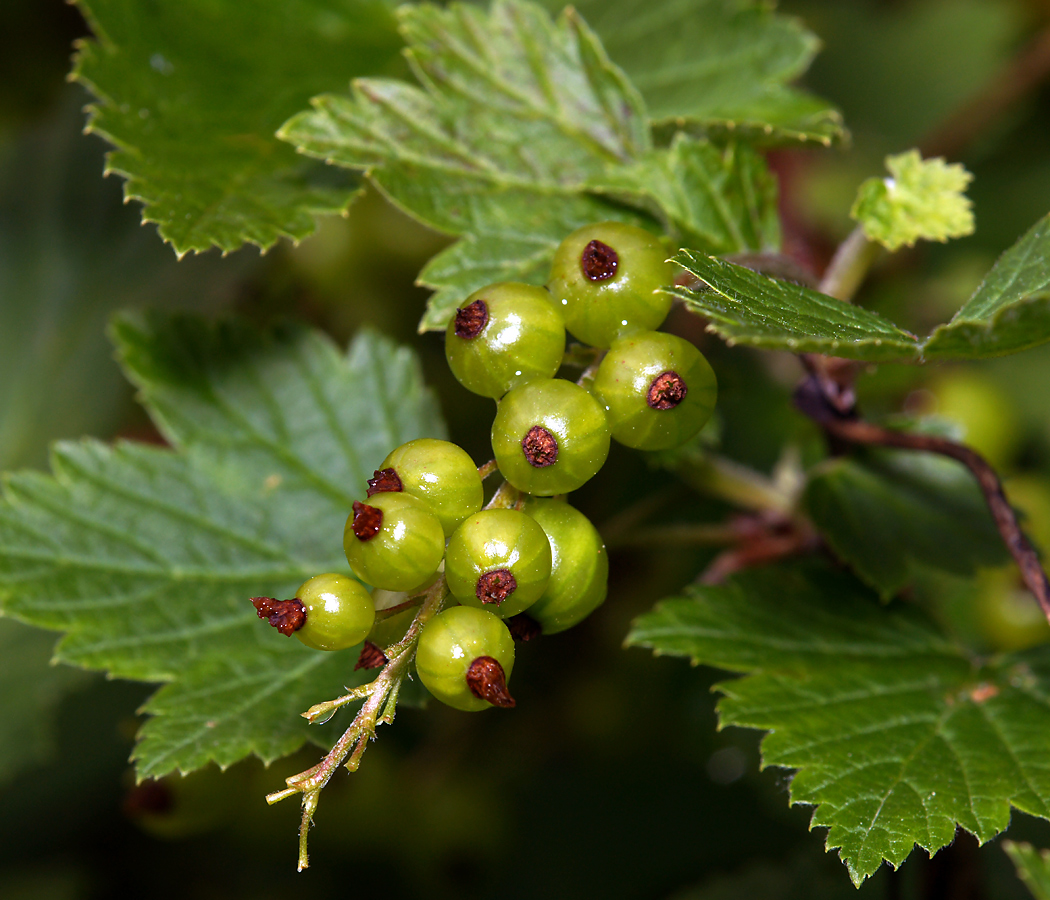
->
<box><xmin>293</xmin><ymin>573</ymin><xmax>375</xmax><ymax>651</ymax></box>
<box><xmin>491</xmin><ymin>378</ymin><xmax>611</xmax><ymax>496</ymax></box>
<box><xmin>373</xmin><ymin>439</ymin><xmax>483</xmax><ymax>535</ymax></box>
<box><xmin>522</xmin><ymin>498</ymin><xmax>608</xmax><ymax>634</ymax></box>
<box><xmin>547</xmin><ymin>221</ymin><xmax>675</xmax><ymax>348</ymax></box>
<box><xmin>416</xmin><ymin>606</ymin><xmax>515</xmax><ymax>712</ymax></box>
<box><xmin>445</xmin><ymin>509</ymin><xmax>552</xmax><ymax>618</ymax></box>
<box><xmin>445</xmin><ymin>282</ymin><xmax>566</xmax><ymax>399</ymax></box>
<box><xmin>592</xmin><ymin>331</ymin><xmax>717</xmax><ymax>450</ymax></box>
<box><xmin>343</xmin><ymin>493</ymin><xmax>445</xmax><ymax>593</ymax></box>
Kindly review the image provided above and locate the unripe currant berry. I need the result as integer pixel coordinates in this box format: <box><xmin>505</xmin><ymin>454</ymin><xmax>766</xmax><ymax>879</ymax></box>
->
<box><xmin>445</xmin><ymin>282</ymin><xmax>566</xmax><ymax>399</ymax></box>
<box><xmin>343</xmin><ymin>493</ymin><xmax>445</xmax><ymax>592</ymax></box>
<box><xmin>368</xmin><ymin>438</ymin><xmax>483</xmax><ymax>535</ymax></box>
<box><xmin>445</xmin><ymin>509</ymin><xmax>552</xmax><ymax>618</ymax></box>
<box><xmin>293</xmin><ymin>573</ymin><xmax>376</xmax><ymax>651</ymax></box>
<box><xmin>592</xmin><ymin>331</ymin><xmax>717</xmax><ymax>450</ymax></box>
<box><xmin>491</xmin><ymin>378</ymin><xmax>611</xmax><ymax>495</ymax></box>
<box><xmin>250</xmin><ymin>574</ymin><xmax>375</xmax><ymax>651</ymax></box>
<box><xmin>416</xmin><ymin>606</ymin><xmax>516</xmax><ymax>711</ymax></box>
<box><xmin>547</xmin><ymin>221</ymin><xmax>675</xmax><ymax>348</ymax></box>
<box><xmin>522</xmin><ymin>498</ymin><xmax>608</xmax><ymax>634</ymax></box>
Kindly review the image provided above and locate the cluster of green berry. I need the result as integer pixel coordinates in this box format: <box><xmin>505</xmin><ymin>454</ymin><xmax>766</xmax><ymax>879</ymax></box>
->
<box><xmin>252</xmin><ymin>221</ymin><xmax>717</xmax><ymax>713</ymax></box>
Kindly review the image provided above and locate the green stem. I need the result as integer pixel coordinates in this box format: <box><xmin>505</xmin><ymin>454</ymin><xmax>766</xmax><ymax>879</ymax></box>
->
<box><xmin>819</xmin><ymin>225</ymin><xmax>880</xmax><ymax>302</ymax></box>
<box><xmin>268</xmin><ymin>575</ymin><xmax>450</xmax><ymax>871</ymax></box>
<box><xmin>674</xmin><ymin>453</ymin><xmax>794</xmax><ymax>516</ymax></box>
<box><xmin>608</xmin><ymin>522</ymin><xmax>740</xmax><ymax>549</ymax></box>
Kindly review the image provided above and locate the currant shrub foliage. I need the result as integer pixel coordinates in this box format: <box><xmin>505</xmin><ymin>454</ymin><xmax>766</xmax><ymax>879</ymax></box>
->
<box><xmin>3</xmin><ymin>0</ymin><xmax>1050</xmax><ymax>887</ymax></box>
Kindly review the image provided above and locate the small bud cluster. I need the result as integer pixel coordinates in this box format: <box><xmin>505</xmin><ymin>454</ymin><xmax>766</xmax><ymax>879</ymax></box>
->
<box><xmin>251</xmin><ymin>222</ymin><xmax>718</xmax><ymax>713</ymax></box>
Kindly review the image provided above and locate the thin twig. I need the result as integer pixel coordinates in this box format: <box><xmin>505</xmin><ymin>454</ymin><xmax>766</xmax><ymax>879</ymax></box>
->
<box><xmin>795</xmin><ymin>378</ymin><xmax>1050</xmax><ymax>622</ymax></box>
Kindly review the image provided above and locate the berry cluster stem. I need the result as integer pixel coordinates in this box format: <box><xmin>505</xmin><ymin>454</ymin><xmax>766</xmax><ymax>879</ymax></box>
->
<box><xmin>267</xmin><ymin>575</ymin><xmax>450</xmax><ymax>871</ymax></box>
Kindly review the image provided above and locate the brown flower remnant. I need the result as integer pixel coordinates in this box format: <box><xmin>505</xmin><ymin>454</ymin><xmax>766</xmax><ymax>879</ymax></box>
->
<box><xmin>647</xmin><ymin>371</ymin><xmax>687</xmax><ymax>410</ymax></box>
<box><xmin>366</xmin><ymin>467</ymin><xmax>403</xmax><ymax>496</ymax></box>
<box><xmin>454</xmin><ymin>299</ymin><xmax>489</xmax><ymax>338</ymax></box>
<box><xmin>251</xmin><ymin>596</ymin><xmax>306</xmax><ymax>636</ymax></box>
<box><xmin>581</xmin><ymin>239</ymin><xmax>618</xmax><ymax>281</ymax></box>
<box><xmin>466</xmin><ymin>656</ymin><xmax>516</xmax><ymax>707</ymax></box>
<box><xmin>354</xmin><ymin>641</ymin><xmax>388</xmax><ymax>671</ymax></box>
<box><xmin>351</xmin><ymin>501</ymin><xmax>383</xmax><ymax>541</ymax></box>
<box><xmin>522</xmin><ymin>425</ymin><xmax>558</xmax><ymax>468</ymax></box>
<box><xmin>476</xmin><ymin>568</ymin><xmax>517</xmax><ymax>605</ymax></box>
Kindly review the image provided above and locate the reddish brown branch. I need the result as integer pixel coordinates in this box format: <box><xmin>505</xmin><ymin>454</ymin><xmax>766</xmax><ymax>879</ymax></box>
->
<box><xmin>795</xmin><ymin>377</ymin><xmax>1050</xmax><ymax>622</ymax></box>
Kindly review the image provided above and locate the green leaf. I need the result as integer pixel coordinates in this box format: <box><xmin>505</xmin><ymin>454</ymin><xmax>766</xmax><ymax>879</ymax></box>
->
<box><xmin>0</xmin><ymin>314</ymin><xmax>445</xmax><ymax>778</ymax></box>
<box><xmin>924</xmin><ymin>213</ymin><xmax>1050</xmax><ymax>360</ymax></box>
<box><xmin>1004</xmin><ymin>841</ymin><xmax>1050</xmax><ymax>900</ymax></box>
<box><xmin>545</xmin><ymin>0</ymin><xmax>845</xmax><ymax>145</ymax></box>
<box><xmin>803</xmin><ymin>451</ymin><xmax>1008</xmax><ymax>600</ymax></box>
<box><xmin>851</xmin><ymin>150</ymin><xmax>974</xmax><ymax>251</ymax></box>
<box><xmin>282</xmin><ymin>0</ymin><xmax>653</xmax><ymax>330</ymax></box>
<box><xmin>0</xmin><ymin>86</ymin><xmax>252</xmax><ymax>472</ymax></box>
<box><xmin>671</xmin><ymin>251</ymin><xmax>922</xmax><ymax>361</ymax></box>
<box><xmin>0</xmin><ymin>619</ymin><xmax>90</xmax><ymax>784</ymax></box>
<box><xmin>72</xmin><ymin>0</ymin><xmax>404</xmax><ymax>255</ymax></box>
<box><xmin>628</xmin><ymin>564</ymin><xmax>1050</xmax><ymax>885</ymax></box>
<box><xmin>282</xmin><ymin>0</ymin><xmax>784</xmax><ymax>330</ymax></box>
<box><xmin>596</xmin><ymin>134</ymin><xmax>780</xmax><ymax>254</ymax></box>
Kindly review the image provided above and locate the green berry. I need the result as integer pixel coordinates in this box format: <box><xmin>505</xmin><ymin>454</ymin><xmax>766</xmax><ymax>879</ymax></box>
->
<box><xmin>522</xmin><ymin>498</ymin><xmax>608</xmax><ymax>634</ymax></box>
<box><xmin>445</xmin><ymin>282</ymin><xmax>566</xmax><ymax>399</ymax></box>
<box><xmin>293</xmin><ymin>573</ymin><xmax>376</xmax><ymax>651</ymax></box>
<box><xmin>416</xmin><ymin>606</ymin><xmax>516</xmax><ymax>711</ymax></box>
<box><xmin>491</xmin><ymin>379</ymin><xmax>611</xmax><ymax>495</ymax></box>
<box><xmin>369</xmin><ymin>439</ymin><xmax>483</xmax><ymax>535</ymax></box>
<box><xmin>445</xmin><ymin>509</ymin><xmax>552</xmax><ymax>618</ymax></box>
<box><xmin>547</xmin><ymin>221</ymin><xmax>675</xmax><ymax>348</ymax></box>
<box><xmin>343</xmin><ymin>493</ymin><xmax>445</xmax><ymax>593</ymax></box>
<box><xmin>592</xmin><ymin>331</ymin><xmax>717</xmax><ymax>450</ymax></box>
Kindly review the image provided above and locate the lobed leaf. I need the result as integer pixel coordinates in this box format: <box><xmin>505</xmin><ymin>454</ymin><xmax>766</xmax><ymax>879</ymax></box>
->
<box><xmin>596</xmin><ymin>134</ymin><xmax>780</xmax><ymax>254</ymax></box>
<box><xmin>924</xmin><ymin>213</ymin><xmax>1050</xmax><ymax>360</ymax></box>
<box><xmin>628</xmin><ymin>564</ymin><xmax>1050</xmax><ymax>885</ymax></box>
<box><xmin>545</xmin><ymin>0</ymin><xmax>845</xmax><ymax>145</ymax></box>
<box><xmin>282</xmin><ymin>0</ymin><xmax>785</xmax><ymax>330</ymax></box>
<box><xmin>0</xmin><ymin>314</ymin><xmax>445</xmax><ymax>778</ymax></box>
<box><xmin>851</xmin><ymin>150</ymin><xmax>974</xmax><ymax>252</ymax></box>
<box><xmin>72</xmin><ymin>0</ymin><xmax>404</xmax><ymax>255</ymax></box>
<box><xmin>670</xmin><ymin>251</ymin><xmax>922</xmax><ymax>361</ymax></box>
<box><xmin>803</xmin><ymin>451</ymin><xmax>1008</xmax><ymax>599</ymax></box>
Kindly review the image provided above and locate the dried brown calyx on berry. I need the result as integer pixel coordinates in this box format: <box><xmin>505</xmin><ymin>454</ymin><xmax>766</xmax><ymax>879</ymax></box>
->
<box><xmin>366</xmin><ymin>468</ymin><xmax>403</xmax><ymax>497</ymax></box>
<box><xmin>581</xmin><ymin>239</ymin><xmax>618</xmax><ymax>281</ymax></box>
<box><xmin>251</xmin><ymin>596</ymin><xmax>306</xmax><ymax>636</ymax></box>
<box><xmin>454</xmin><ymin>299</ymin><xmax>489</xmax><ymax>339</ymax></box>
<box><xmin>647</xmin><ymin>371</ymin><xmax>688</xmax><ymax>410</ymax></box>
<box><xmin>475</xmin><ymin>568</ymin><xmax>517</xmax><ymax>605</ymax></box>
<box><xmin>351</xmin><ymin>500</ymin><xmax>383</xmax><ymax>540</ymax></box>
<box><xmin>354</xmin><ymin>640</ymin><xmax>388</xmax><ymax>671</ymax></box>
<box><xmin>522</xmin><ymin>425</ymin><xmax>558</xmax><ymax>468</ymax></box>
<box><xmin>466</xmin><ymin>656</ymin><xmax>516</xmax><ymax>708</ymax></box>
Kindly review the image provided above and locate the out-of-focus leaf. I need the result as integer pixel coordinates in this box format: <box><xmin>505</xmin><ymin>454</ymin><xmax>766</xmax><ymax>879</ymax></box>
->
<box><xmin>545</xmin><ymin>0</ymin><xmax>845</xmax><ymax>145</ymax></box>
<box><xmin>0</xmin><ymin>86</ymin><xmax>248</xmax><ymax>472</ymax></box>
<box><xmin>0</xmin><ymin>619</ymin><xmax>90</xmax><ymax>784</ymax></box>
<box><xmin>0</xmin><ymin>315</ymin><xmax>444</xmax><ymax>778</ymax></box>
<box><xmin>629</xmin><ymin>564</ymin><xmax>1050</xmax><ymax>885</ymax></box>
<box><xmin>924</xmin><ymin>213</ymin><xmax>1050</xmax><ymax>360</ymax></box>
<box><xmin>1004</xmin><ymin>841</ymin><xmax>1050</xmax><ymax>900</ymax></box>
<box><xmin>803</xmin><ymin>451</ymin><xmax>1008</xmax><ymax>599</ymax></box>
<box><xmin>852</xmin><ymin>151</ymin><xmax>974</xmax><ymax>251</ymax></box>
<box><xmin>72</xmin><ymin>0</ymin><xmax>404</xmax><ymax>254</ymax></box>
